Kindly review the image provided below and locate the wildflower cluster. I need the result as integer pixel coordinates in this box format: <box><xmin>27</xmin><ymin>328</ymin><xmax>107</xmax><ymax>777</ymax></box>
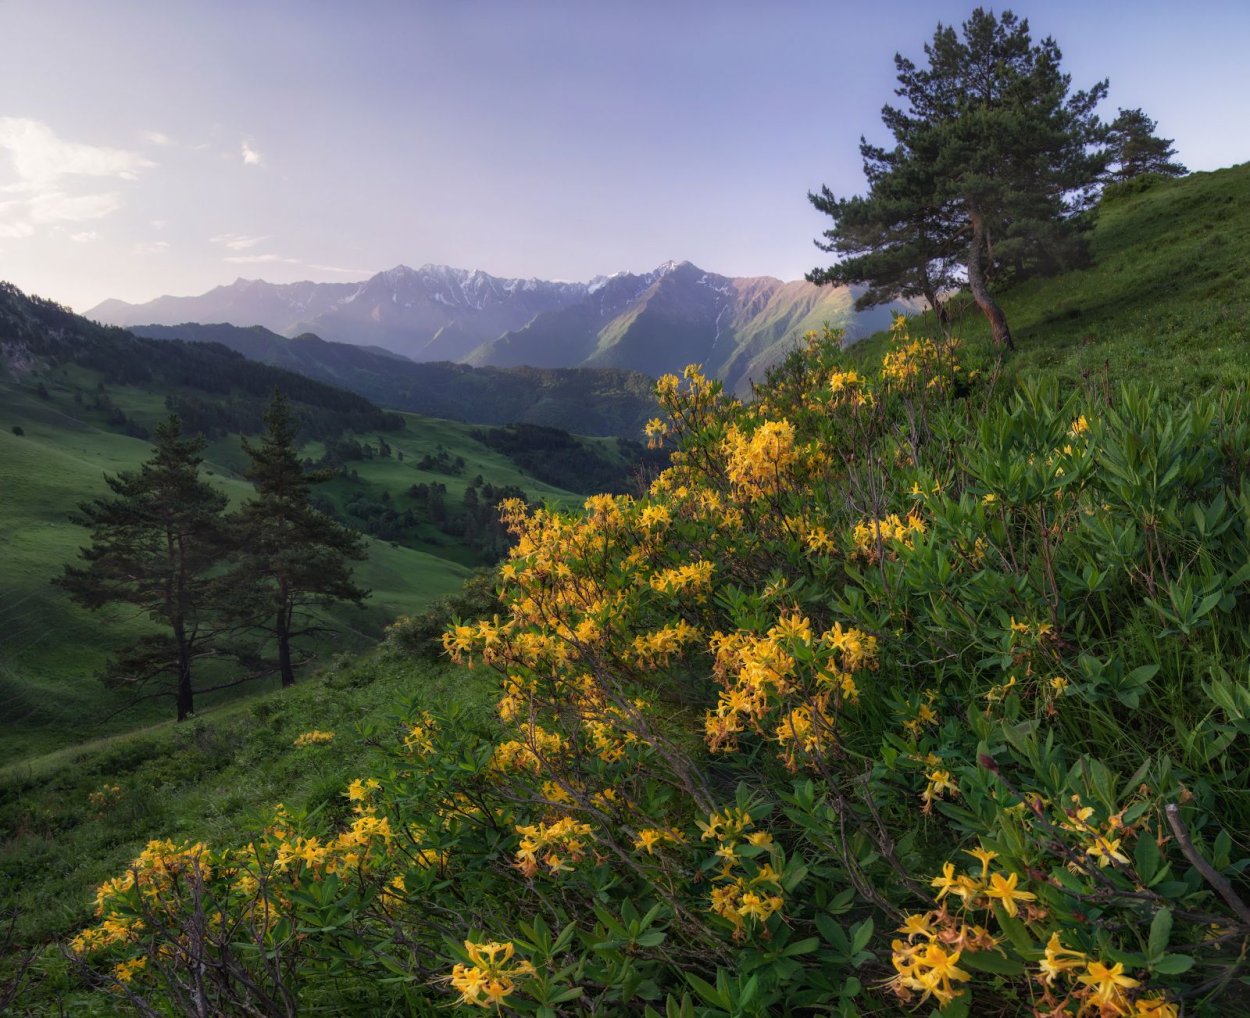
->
<box><xmin>449</xmin><ymin>939</ymin><xmax>535</xmax><ymax>1008</ymax></box>
<box><xmin>700</xmin><ymin>808</ymin><xmax>785</xmax><ymax>939</ymax></box>
<box><xmin>88</xmin><ymin>783</ymin><xmax>123</xmax><ymax>812</ymax></box>
<box><xmin>293</xmin><ymin>729</ymin><xmax>335</xmax><ymax>747</ymax></box>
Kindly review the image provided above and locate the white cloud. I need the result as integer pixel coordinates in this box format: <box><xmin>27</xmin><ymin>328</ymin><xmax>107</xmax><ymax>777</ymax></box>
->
<box><xmin>141</xmin><ymin>130</ymin><xmax>175</xmax><ymax>147</ymax></box>
<box><xmin>224</xmin><ymin>252</ymin><xmax>299</xmax><ymax>264</ymax></box>
<box><xmin>210</xmin><ymin>232</ymin><xmax>269</xmax><ymax>251</ymax></box>
<box><xmin>308</xmin><ymin>263</ymin><xmax>374</xmax><ymax>275</ymax></box>
<box><xmin>151</xmin><ymin>219</ymin><xmax>168</xmax><ymax>231</ymax></box>
<box><xmin>241</xmin><ymin>141</ymin><xmax>263</xmax><ymax>166</ymax></box>
<box><xmin>28</xmin><ymin>191</ymin><xmax>122</xmax><ymax>223</ymax></box>
<box><xmin>0</xmin><ymin>119</ymin><xmax>150</xmax><ymax>240</ymax></box>
<box><xmin>69</xmin><ymin>230</ymin><xmax>99</xmax><ymax>243</ymax></box>
<box><xmin>132</xmin><ymin>240</ymin><xmax>170</xmax><ymax>255</ymax></box>
<box><xmin>0</xmin><ymin>118</ymin><xmax>153</xmax><ymax>188</ymax></box>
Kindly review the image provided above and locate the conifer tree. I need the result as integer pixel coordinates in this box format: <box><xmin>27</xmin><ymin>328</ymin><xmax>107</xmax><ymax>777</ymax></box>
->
<box><xmin>234</xmin><ymin>391</ymin><xmax>368</xmax><ymax>687</ymax></box>
<box><xmin>57</xmin><ymin>416</ymin><xmax>230</xmax><ymax>720</ymax></box>
<box><xmin>809</xmin><ymin>8</ymin><xmax>1109</xmax><ymax>350</ymax></box>
<box><xmin>1105</xmin><ymin>107</ymin><xmax>1186</xmax><ymax>182</ymax></box>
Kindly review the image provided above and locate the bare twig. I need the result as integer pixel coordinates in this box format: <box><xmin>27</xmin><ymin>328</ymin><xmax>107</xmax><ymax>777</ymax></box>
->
<box><xmin>1165</xmin><ymin>803</ymin><xmax>1250</xmax><ymax>928</ymax></box>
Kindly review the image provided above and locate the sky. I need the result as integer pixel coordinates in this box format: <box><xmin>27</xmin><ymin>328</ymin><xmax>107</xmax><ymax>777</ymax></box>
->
<box><xmin>1</xmin><ymin>0</ymin><xmax>1247</xmax><ymax>312</ymax></box>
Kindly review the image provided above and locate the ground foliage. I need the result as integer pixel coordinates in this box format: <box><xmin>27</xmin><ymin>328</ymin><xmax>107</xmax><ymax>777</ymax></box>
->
<box><xmin>64</xmin><ymin>322</ymin><xmax>1250</xmax><ymax>1015</ymax></box>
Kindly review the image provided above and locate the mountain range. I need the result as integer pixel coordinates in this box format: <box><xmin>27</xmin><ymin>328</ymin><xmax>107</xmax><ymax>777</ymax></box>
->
<box><xmin>88</xmin><ymin>261</ymin><xmax>917</xmax><ymax>393</ymax></box>
<box><xmin>127</xmin><ymin>322</ymin><xmax>660</xmax><ymax>437</ymax></box>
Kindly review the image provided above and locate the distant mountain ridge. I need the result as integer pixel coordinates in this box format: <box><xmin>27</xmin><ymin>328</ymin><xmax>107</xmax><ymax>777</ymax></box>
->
<box><xmin>89</xmin><ymin>261</ymin><xmax>918</xmax><ymax>392</ymax></box>
<box><xmin>128</xmin><ymin>322</ymin><xmax>660</xmax><ymax>438</ymax></box>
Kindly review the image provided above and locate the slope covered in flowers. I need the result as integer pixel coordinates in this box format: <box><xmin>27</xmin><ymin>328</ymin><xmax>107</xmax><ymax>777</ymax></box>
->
<box><xmin>70</xmin><ymin>323</ymin><xmax>1250</xmax><ymax>1016</ymax></box>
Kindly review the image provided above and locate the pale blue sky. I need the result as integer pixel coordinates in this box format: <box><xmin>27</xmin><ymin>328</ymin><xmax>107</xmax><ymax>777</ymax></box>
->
<box><xmin>1</xmin><ymin>0</ymin><xmax>1246</xmax><ymax>310</ymax></box>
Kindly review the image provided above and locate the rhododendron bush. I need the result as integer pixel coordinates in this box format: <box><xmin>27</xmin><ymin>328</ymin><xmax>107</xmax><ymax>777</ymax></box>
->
<box><xmin>72</xmin><ymin>323</ymin><xmax>1250</xmax><ymax>1015</ymax></box>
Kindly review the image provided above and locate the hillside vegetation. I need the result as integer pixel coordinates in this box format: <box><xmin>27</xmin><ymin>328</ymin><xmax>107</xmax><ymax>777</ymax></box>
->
<box><xmin>44</xmin><ymin>307</ymin><xmax>1250</xmax><ymax>1015</ymax></box>
<box><xmin>129</xmin><ymin>322</ymin><xmax>662</xmax><ymax>438</ymax></box>
<box><xmin>851</xmin><ymin>163</ymin><xmax>1250</xmax><ymax>390</ymax></box>
<box><xmin>0</xmin><ymin>287</ymin><xmax>660</xmax><ymax>764</ymax></box>
<box><xmin>7</xmin><ymin>168</ymin><xmax>1250</xmax><ymax>1017</ymax></box>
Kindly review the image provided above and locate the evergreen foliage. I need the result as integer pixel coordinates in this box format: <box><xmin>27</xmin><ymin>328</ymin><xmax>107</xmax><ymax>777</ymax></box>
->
<box><xmin>233</xmin><ymin>392</ymin><xmax>368</xmax><ymax>687</ymax></box>
<box><xmin>1105</xmin><ymin>107</ymin><xmax>1186</xmax><ymax>182</ymax></box>
<box><xmin>56</xmin><ymin>417</ymin><xmax>232</xmax><ymax>721</ymax></box>
<box><xmin>809</xmin><ymin>7</ymin><xmax>1108</xmax><ymax>349</ymax></box>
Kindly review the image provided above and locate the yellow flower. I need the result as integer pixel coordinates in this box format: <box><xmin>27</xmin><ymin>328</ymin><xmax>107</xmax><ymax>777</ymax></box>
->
<box><xmin>910</xmin><ymin>942</ymin><xmax>971</xmax><ymax>1007</ymax></box>
<box><xmin>897</xmin><ymin>912</ymin><xmax>937</xmax><ymax>940</ymax></box>
<box><xmin>1134</xmin><ymin>996</ymin><xmax>1179</xmax><ymax>1018</ymax></box>
<box><xmin>1037</xmin><ymin>932</ymin><xmax>1086</xmax><ymax>987</ymax></box>
<box><xmin>964</xmin><ymin>846</ymin><xmax>998</xmax><ymax>879</ymax></box>
<box><xmin>985</xmin><ymin>871</ymin><xmax>1036</xmax><ymax>918</ymax></box>
<box><xmin>1079</xmin><ymin>960</ymin><xmax>1140</xmax><ymax>1008</ymax></box>
<box><xmin>930</xmin><ymin>862</ymin><xmax>959</xmax><ymax>902</ymax></box>
<box><xmin>1087</xmin><ymin>835</ymin><xmax>1130</xmax><ymax>867</ymax></box>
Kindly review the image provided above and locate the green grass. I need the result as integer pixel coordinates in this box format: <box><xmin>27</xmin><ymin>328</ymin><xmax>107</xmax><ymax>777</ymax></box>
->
<box><xmin>0</xmin><ymin>380</ymin><xmax>474</xmax><ymax>764</ymax></box>
<box><xmin>847</xmin><ymin>163</ymin><xmax>1250</xmax><ymax>390</ymax></box>
<box><xmin>0</xmin><ymin>648</ymin><xmax>496</xmax><ymax>1008</ymax></box>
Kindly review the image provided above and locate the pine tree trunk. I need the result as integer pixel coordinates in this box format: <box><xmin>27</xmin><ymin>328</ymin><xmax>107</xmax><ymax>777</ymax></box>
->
<box><xmin>967</xmin><ymin>212</ymin><xmax>1015</xmax><ymax>351</ymax></box>
<box><xmin>277</xmin><ymin>607</ymin><xmax>295</xmax><ymax>688</ymax></box>
<box><xmin>175</xmin><ymin>622</ymin><xmax>194</xmax><ymax>721</ymax></box>
<box><xmin>922</xmin><ymin>281</ymin><xmax>952</xmax><ymax>340</ymax></box>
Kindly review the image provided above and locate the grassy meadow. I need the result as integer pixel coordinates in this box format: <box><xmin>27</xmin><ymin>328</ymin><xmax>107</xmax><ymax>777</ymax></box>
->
<box><xmin>1</xmin><ymin>373</ymin><xmax>620</xmax><ymax>762</ymax></box>
<box><xmin>1</xmin><ymin>649</ymin><xmax>496</xmax><ymax>1009</ymax></box>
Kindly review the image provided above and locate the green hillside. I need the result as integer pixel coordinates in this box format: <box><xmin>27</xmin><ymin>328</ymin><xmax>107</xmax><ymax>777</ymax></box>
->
<box><xmin>850</xmin><ymin>163</ymin><xmax>1250</xmax><ymax>386</ymax></box>
<box><xmin>6</xmin><ymin>164</ymin><xmax>1250</xmax><ymax>1016</ymax></box>
<box><xmin>0</xmin><ymin>378</ymin><xmax>474</xmax><ymax>762</ymax></box>
<box><xmin>0</xmin><ymin>280</ymin><xmax>667</xmax><ymax>767</ymax></box>
<box><xmin>130</xmin><ymin>322</ymin><xmax>661</xmax><ymax>438</ymax></box>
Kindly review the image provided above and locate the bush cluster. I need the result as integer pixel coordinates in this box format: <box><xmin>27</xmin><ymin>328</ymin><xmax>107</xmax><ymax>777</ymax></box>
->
<box><xmin>68</xmin><ymin>323</ymin><xmax>1250</xmax><ymax>1015</ymax></box>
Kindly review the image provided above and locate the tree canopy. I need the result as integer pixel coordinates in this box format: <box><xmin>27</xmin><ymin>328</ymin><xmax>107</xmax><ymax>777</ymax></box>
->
<box><xmin>809</xmin><ymin>8</ymin><xmax>1109</xmax><ymax>349</ymax></box>
<box><xmin>232</xmin><ymin>391</ymin><xmax>368</xmax><ymax>687</ymax></box>
<box><xmin>1105</xmin><ymin>107</ymin><xmax>1186</xmax><ymax>182</ymax></box>
<box><xmin>57</xmin><ymin>417</ymin><xmax>231</xmax><ymax>720</ymax></box>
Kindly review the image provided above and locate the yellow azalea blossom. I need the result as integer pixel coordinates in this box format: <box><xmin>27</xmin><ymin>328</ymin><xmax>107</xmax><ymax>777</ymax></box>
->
<box><xmin>985</xmin><ymin>871</ymin><xmax>1036</xmax><ymax>918</ymax></box>
<box><xmin>1079</xmin><ymin>960</ymin><xmax>1140</xmax><ymax>1009</ymax></box>
<box><xmin>1037</xmin><ymin>932</ymin><xmax>1087</xmax><ymax>987</ymax></box>
<box><xmin>964</xmin><ymin>846</ymin><xmax>999</xmax><ymax>879</ymax></box>
<box><xmin>1087</xmin><ymin>835</ymin><xmax>1131</xmax><ymax>867</ymax></box>
<box><xmin>930</xmin><ymin>862</ymin><xmax>959</xmax><ymax>902</ymax></box>
<box><xmin>897</xmin><ymin>912</ymin><xmax>937</xmax><ymax>940</ymax></box>
<box><xmin>1134</xmin><ymin>996</ymin><xmax>1180</xmax><ymax>1018</ymax></box>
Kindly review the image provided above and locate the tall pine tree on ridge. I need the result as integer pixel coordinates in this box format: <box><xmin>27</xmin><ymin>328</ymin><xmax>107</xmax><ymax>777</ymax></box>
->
<box><xmin>234</xmin><ymin>391</ymin><xmax>368</xmax><ymax>687</ymax></box>
<box><xmin>57</xmin><ymin>416</ymin><xmax>231</xmax><ymax>720</ymax></box>
<box><xmin>809</xmin><ymin>8</ymin><xmax>1110</xmax><ymax>350</ymax></box>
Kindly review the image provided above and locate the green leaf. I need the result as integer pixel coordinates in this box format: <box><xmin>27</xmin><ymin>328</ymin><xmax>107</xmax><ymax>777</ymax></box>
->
<box><xmin>960</xmin><ymin>951</ymin><xmax>1025</xmax><ymax>976</ymax></box>
<box><xmin>850</xmin><ymin>918</ymin><xmax>874</xmax><ymax>955</ymax></box>
<box><xmin>684</xmin><ymin>972</ymin><xmax>728</xmax><ymax>1009</ymax></box>
<box><xmin>1152</xmin><ymin>953</ymin><xmax>1194</xmax><ymax>975</ymax></box>
<box><xmin>782</xmin><ymin>937</ymin><xmax>821</xmax><ymax>957</ymax></box>
<box><xmin>1135</xmin><ymin>833</ymin><xmax>1161</xmax><ymax>884</ymax></box>
<box><xmin>1148</xmin><ymin>908</ymin><xmax>1172</xmax><ymax>963</ymax></box>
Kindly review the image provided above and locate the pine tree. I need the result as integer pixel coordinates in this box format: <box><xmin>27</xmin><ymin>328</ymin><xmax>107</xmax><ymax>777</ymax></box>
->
<box><xmin>234</xmin><ymin>391</ymin><xmax>368</xmax><ymax>687</ymax></box>
<box><xmin>1105</xmin><ymin>108</ymin><xmax>1186</xmax><ymax>182</ymax></box>
<box><xmin>57</xmin><ymin>416</ymin><xmax>231</xmax><ymax>720</ymax></box>
<box><xmin>809</xmin><ymin>8</ymin><xmax>1109</xmax><ymax>350</ymax></box>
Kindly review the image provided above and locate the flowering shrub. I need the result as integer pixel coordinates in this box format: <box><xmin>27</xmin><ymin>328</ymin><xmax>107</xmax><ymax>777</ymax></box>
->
<box><xmin>69</xmin><ymin>323</ymin><xmax>1250</xmax><ymax>1015</ymax></box>
<box><xmin>292</xmin><ymin>729</ymin><xmax>335</xmax><ymax>747</ymax></box>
